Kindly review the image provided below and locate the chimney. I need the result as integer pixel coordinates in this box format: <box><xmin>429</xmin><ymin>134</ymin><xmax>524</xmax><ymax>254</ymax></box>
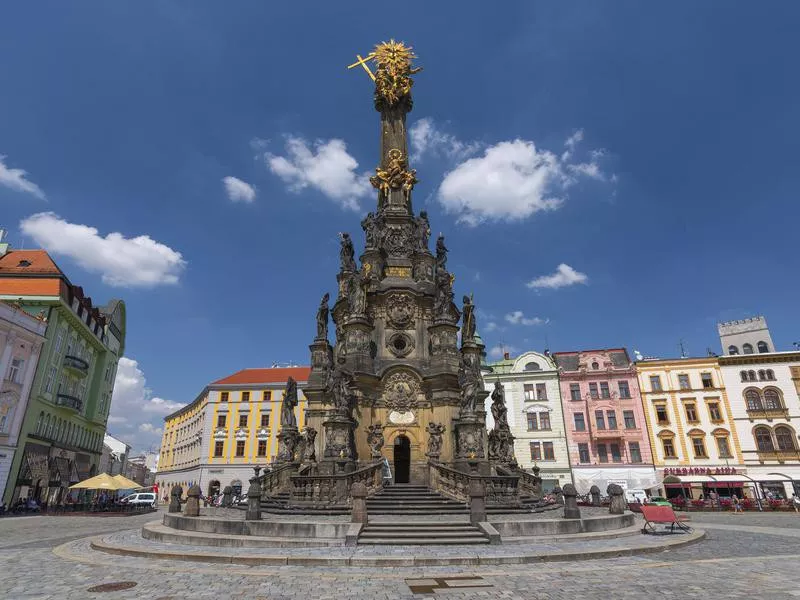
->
<box><xmin>503</xmin><ymin>352</ymin><xmax>510</xmax><ymax>360</ymax></box>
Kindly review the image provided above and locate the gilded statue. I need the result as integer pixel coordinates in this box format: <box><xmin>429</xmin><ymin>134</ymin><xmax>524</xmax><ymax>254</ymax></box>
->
<box><xmin>373</xmin><ymin>40</ymin><xmax>422</xmax><ymax>108</ymax></box>
<box><xmin>370</xmin><ymin>149</ymin><xmax>417</xmax><ymax>197</ymax></box>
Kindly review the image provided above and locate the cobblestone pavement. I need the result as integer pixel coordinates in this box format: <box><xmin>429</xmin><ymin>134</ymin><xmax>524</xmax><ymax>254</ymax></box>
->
<box><xmin>1</xmin><ymin>510</ymin><xmax>800</xmax><ymax>599</ymax></box>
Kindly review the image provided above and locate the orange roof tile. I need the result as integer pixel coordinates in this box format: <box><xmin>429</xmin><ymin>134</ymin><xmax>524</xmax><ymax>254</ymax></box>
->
<box><xmin>211</xmin><ymin>366</ymin><xmax>311</xmax><ymax>386</ymax></box>
<box><xmin>0</xmin><ymin>278</ymin><xmax>62</xmax><ymax>296</ymax></box>
<box><xmin>0</xmin><ymin>250</ymin><xmax>63</xmax><ymax>275</ymax></box>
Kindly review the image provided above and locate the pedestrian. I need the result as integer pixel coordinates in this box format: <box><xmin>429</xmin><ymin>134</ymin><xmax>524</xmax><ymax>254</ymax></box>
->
<box><xmin>732</xmin><ymin>494</ymin><xmax>743</xmax><ymax>514</ymax></box>
<box><xmin>792</xmin><ymin>494</ymin><xmax>800</xmax><ymax>514</ymax></box>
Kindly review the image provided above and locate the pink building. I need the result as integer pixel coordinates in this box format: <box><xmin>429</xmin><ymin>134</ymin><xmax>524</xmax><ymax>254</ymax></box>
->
<box><xmin>553</xmin><ymin>348</ymin><xmax>656</xmax><ymax>493</ymax></box>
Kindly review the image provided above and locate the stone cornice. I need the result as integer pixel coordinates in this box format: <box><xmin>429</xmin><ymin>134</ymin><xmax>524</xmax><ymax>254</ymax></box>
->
<box><xmin>719</xmin><ymin>352</ymin><xmax>800</xmax><ymax>367</ymax></box>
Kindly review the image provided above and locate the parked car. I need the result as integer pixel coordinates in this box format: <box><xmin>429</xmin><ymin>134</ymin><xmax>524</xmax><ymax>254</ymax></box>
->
<box><xmin>646</xmin><ymin>496</ymin><xmax>673</xmax><ymax>507</ymax></box>
<box><xmin>120</xmin><ymin>493</ymin><xmax>157</xmax><ymax>508</ymax></box>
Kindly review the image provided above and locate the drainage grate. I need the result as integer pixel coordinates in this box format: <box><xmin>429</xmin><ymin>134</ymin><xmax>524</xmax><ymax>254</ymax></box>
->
<box><xmin>406</xmin><ymin>576</ymin><xmax>493</xmax><ymax>595</ymax></box>
<box><xmin>87</xmin><ymin>581</ymin><xmax>138</xmax><ymax>593</ymax></box>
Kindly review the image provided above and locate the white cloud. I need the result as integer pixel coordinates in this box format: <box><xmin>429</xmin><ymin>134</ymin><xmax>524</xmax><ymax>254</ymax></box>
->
<box><xmin>409</xmin><ymin>118</ymin><xmax>480</xmax><ymax>162</ymax></box>
<box><xmin>222</xmin><ymin>176</ymin><xmax>256</xmax><ymax>203</ymax></box>
<box><xmin>504</xmin><ymin>311</ymin><xmax>548</xmax><ymax>326</ymax></box>
<box><xmin>0</xmin><ymin>155</ymin><xmax>46</xmax><ymax>200</ymax></box>
<box><xmin>20</xmin><ymin>212</ymin><xmax>186</xmax><ymax>287</ymax></box>
<box><xmin>484</xmin><ymin>321</ymin><xmax>498</xmax><ymax>332</ymax></box>
<box><xmin>526</xmin><ymin>263</ymin><xmax>588</xmax><ymax>290</ymax></box>
<box><xmin>437</xmin><ymin>131</ymin><xmax>610</xmax><ymax>226</ymax></box>
<box><xmin>109</xmin><ymin>357</ymin><xmax>185</xmax><ymax>452</ymax></box>
<box><xmin>266</xmin><ymin>137</ymin><xmax>371</xmax><ymax>210</ymax></box>
<box><xmin>489</xmin><ymin>344</ymin><xmax>518</xmax><ymax>359</ymax></box>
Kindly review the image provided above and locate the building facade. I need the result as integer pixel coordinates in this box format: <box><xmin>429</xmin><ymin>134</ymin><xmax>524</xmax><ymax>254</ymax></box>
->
<box><xmin>554</xmin><ymin>349</ymin><xmax>655</xmax><ymax>493</ymax></box>
<box><xmin>0</xmin><ymin>246</ymin><xmax>125</xmax><ymax>505</ymax></box>
<box><xmin>0</xmin><ymin>302</ymin><xmax>47</xmax><ymax>500</ymax></box>
<box><xmin>157</xmin><ymin>367</ymin><xmax>310</xmax><ymax>500</ymax></box>
<box><xmin>718</xmin><ymin>316</ymin><xmax>775</xmax><ymax>356</ymax></box>
<box><xmin>483</xmin><ymin>351</ymin><xmax>571</xmax><ymax>491</ymax></box>
<box><xmin>636</xmin><ymin>357</ymin><xmax>745</xmax><ymax>499</ymax></box>
<box><xmin>99</xmin><ymin>433</ymin><xmax>131</xmax><ymax>476</ymax></box>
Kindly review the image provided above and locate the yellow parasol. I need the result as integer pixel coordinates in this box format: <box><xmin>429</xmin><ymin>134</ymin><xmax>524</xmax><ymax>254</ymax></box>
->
<box><xmin>69</xmin><ymin>472</ymin><xmax>126</xmax><ymax>490</ymax></box>
<box><xmin>112</xmin><ymin>474</ymin><xmax>143</xmax><ymax>490</ymax></box>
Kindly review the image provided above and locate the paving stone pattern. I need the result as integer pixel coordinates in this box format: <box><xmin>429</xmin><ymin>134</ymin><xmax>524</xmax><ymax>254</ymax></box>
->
<box><xmin>1</xmin><ymin>510</ymin><xmax>800</xmax><ymax>599</ymax></box>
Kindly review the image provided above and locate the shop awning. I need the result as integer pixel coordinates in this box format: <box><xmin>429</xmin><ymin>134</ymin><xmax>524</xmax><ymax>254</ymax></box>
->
<box><xmin>53</xmin><ymin>457</ymin><xmax>71</xmax><ymax>484</ymax></box>
<box><xmin>668</xmin><ymin>475</ymin><xmax>712</xmax><ymax>483</ymax></box>
<box><xmin>23</xmin><ymin>452</ymin><xmax>49</xmax><ymax>483</ymax></box>
<box><xmin>753</xmin><ymin>473</ymin><xmax>793</xmax><ymax>482</ymax></box>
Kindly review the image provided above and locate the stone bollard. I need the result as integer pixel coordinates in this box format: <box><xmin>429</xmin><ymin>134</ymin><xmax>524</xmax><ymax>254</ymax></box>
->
<box><xmin>183</xmin><ymin>485</ymin><xmax>201</xmax><ymax>517</ymax></box>
<box><xmin>469</xmin><ymin>476</ymin><xmax>487</xmax><ymax>525</ymax></box>
<box><xmin>168</xmin><ymin>485</ymin><xmax>183</xmax><ymax>513</ymax></box>
<box><xmin>351</xmin><ymin>482</ymin><xmax>368</xmax><ymax>524</ymax></box>
<box><xmin>222</xmin><ymin>485</ymin><xmax>233</xmax><ymax>508</ymax></box>
<box><xmin>562</xmin><ymin>484</ymin><xmax>581</xmax><ymax>519</ymax></box>
<box><xmin>590</xmin><ymin>485</ymin><xmax>601</xmax><ymax>507</ymax></box>
<box><xmin>246</xmin><ymin>477</ymin><xmax>262</xmax><ymax>521</ymax></box>
<box><xmin>551</xmin><ymin>484</ymin><xmax>564</xmax><ymax>505</ymax></box>
<box><xmin>607</xmin><ymin>483</ymin><xmax>626</xmax><ymax>514</ymax></box>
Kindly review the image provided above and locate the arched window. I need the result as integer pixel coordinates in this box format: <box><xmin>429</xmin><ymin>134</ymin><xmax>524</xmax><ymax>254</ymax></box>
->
<box><xmin>728</xmin><ymin>345</ymin><xmax>739</xmax><ymax>355</ymax></box>
<box><xmin>745</xmin><ymin>389</ymin><xmax>762</xmax><ymax>410</ymax></box>
<box><xmin>524</xmin><ymin>362</ymin><xmax>541</xmax><ymax>371</ymax></box>
<box><xmin>757</xmin><ymin>341</ymin><xmax>769</xmax><ymax>353</ymax></box>
<box><xmin>766</xmin><ymin>369</ymin><xmax>775</xmax><ymax>380</ymax></box>
<box><xmin>754</xmin><ymin>426</ymin><xmax>774</xmax><ymax>451</ymax></box>
<box><xmin>35</xmin><ymin>412</ymin><xmax>44</xmax><ymax>435</ymax></box>
<box><xmin>748</xmin><ymin>370</ymin><xmax>757</xmax><ymax>382</ymax></box>
<box><xmin>44</xmin><ymin>414</ymin><xmax>51</xmax><ymax>438</ymax></box>
<box><xmin>775</xmin><ymin>426</ymin><xmax>796</xmax><ymax>451</ymax></box>
<box><xmin>763</xmin><ymin>389</ymin><xmax>781</xmax><ymax>410</ymax></box>
<box><xmin>740</xmin><ymin>370</ymin><xmax>748</xmax><ymax>382</ymax></box>
<box><xmin>758</xmin><ymin>370</ymin><xmax>766</xmax><ymax>381</ymax></box>
<box><xmin>591</xmin><ymin>361</ymin><xmax>599</xmax><ymax>370</ymax></box>
<box><xmin>743</xmin><ymin>343</ymin><xmax>754</xmax><ymax>354</ymax></box>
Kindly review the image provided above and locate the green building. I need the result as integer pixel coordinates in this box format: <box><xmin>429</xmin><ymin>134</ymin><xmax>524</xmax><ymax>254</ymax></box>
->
<box><xmin>0</xmin><ymin>243</ymin><xmax>125</xmax><ymax>505</ymax></box>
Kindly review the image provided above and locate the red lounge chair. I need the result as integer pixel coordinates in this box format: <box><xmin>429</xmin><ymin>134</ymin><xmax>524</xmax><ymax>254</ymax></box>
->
<box><xmin>639</xmin><ymin>504</ymin><xmax>692</xmax><ymax>534</ymax></box>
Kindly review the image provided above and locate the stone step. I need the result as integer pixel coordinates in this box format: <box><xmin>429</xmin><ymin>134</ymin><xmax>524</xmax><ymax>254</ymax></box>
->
<box><xmin>362</xmin><ymin>526</ymin><xmax>478</xmax><ymax>535</ymax></box>
<box><xmin>358</xmin><ymin>536</ymin><xmax>490</xmax><ymax>545</ymax></box>
<box><xmin>367</xmin><ymin>509</ymin><xmax>469</xmax><ymax>515</ymax></box>
<box><xmin>366</xmin><ymin>499</ymin><xmax>465</xmax><ymax>505</ymax></box>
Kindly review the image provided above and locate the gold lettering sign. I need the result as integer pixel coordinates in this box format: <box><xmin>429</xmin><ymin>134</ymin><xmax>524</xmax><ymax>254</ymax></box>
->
<box><xmin>385</xmin><ymin>266</ymin><xmax>412</xmax><ymax>278</ymax></box>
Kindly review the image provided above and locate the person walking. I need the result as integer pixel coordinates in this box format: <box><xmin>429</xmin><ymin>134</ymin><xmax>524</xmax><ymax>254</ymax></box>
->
<box><xmin>732</xmin><ymin>494</ymin><xmax>743</xmax><ymax>514</ymax></box>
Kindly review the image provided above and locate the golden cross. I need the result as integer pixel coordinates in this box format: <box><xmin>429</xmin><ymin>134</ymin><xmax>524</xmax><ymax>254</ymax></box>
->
<box><xmin>347</xmin><ymin>53</ymin><xmax>376</xmax><ymax>81</ymax></box>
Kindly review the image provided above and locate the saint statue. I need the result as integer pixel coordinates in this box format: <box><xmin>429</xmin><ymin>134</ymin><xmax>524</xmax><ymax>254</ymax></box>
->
<box><xmin>490</xmin><ymin>382</ymin><xmax>510</xmax><ymax>432</ymax></box>
<box><xmin>280</xmin><ymin>377</ymin><xmax>299</xmax><ymax>428</ymax></box>
<box><xmin>330</xmin><ymin>367</ymin><xmax>355</xmax><ymax>417</ymax></box>
<box><xmin>366</xmin><ymin>423</ymin><xmax>385</xmax><ymax>458</ymax></box>
<box><xmin>361</xmin><ymin>212</ymin><xmax>380</xmax><ymax>248</ymax></box>
<box><xmin>426</xmin><ymin>422</ymin><xmax>445</xmax><ymax>458</ymax></box>
<box><xmin>434</xmin><ymin>273</ymin><xmax>455</xmax><ymax>319</ymax></box>
<box><xmin>458</xmin><ymin>355</ymin><xmax>480</xmax><ymax>416</ymax></box>
<box><xmin>339</xmin><ymin>232</ymin><xmax>357</xmax><ymax>272</ymax></box>
<box><xmin>414</xmin><ymin>211</ymin><xmax>431</xmax><ymax>251</ymax></box>
<box><xmin>435</xmin><ymin>234</ymin><xmax>448</xmax><ymax>272</ymax></box>
<box><xmin>316</xmin><ymin>293</ymin><xmax>330</xmax><ymax>340</ymax></box>
<box><xmin>461</xmin><ymin>295</ymin><xmax>476</xmax><ymax>342</ymax></box>
<box><xmin>348</xmin><ymin>268</ymin><xmax>367</xmax><ymax>315</ymax></box>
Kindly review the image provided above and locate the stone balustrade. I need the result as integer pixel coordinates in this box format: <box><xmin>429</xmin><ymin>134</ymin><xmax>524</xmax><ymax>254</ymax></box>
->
<box><xmin>288</xmin><ymin>461</ymin><xmax>383</xmax><ymax>507</ymax></box>
<box><xmin>429</xmin><ymin>462</ymin><xmax>522</xmax><ymax>508</ymax></box>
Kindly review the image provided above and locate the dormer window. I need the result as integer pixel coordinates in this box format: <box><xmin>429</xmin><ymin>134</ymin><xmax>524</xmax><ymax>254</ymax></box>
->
<box><xmin>591</xmin><ymin>361</ymin><xmax>599</xmax><ymax>370</ymax></box>
<box><xmin>524</xmin><ymin>362</ymin><xmax>540</xmax><ymax>371</ymax></box>
<box><xmin>17</xmin><ymin>260</ymin><xmax>31</xmax><ymax>267</ymax></box>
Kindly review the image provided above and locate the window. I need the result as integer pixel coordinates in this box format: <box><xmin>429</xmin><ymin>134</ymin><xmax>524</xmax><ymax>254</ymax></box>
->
<box><xmin>701</xmin><ymin>373</ymin><xmax>714</xmax><ymax>389</ymax></box>
<box><xmin>606</xmin><ymin>410</ymin><xmax>617</xmax><ymax>429</ymax></box>
<box><xmin>740</xmin><ymin>370</ymin><xmax>748</xmax><ymax>383</ymax></box>
<box><xmin>542</xmin><ymin>442</ymin><xmax>555</xmax><ymax>460</ymax></box>
<box><xmin>655</xmin><ymin>404</ymin><xmax>669</xmax><ymax>425</ymax></box>
<box><xmin>610</xmin><ymin>443</ymin><xmax>622</xmax><ymax>463</ymax></box>
<box><xmin>257</xmin><ymin>440</ymin><xmax>267</xmax><ymax>456</ymax></box>
<box><xmin>742</xmin><ymin>343</ymin><xmax>753</xmax><ymax>354</ymax></box>
<box><xmin>599</xmin><ymin>382</ymin><xmax>610</xmax><ymax>398</ymax></box>
<box><xmin>629</xmin><ymin>442</ymin><xmax>642</xmax><ymax>463</ymax></box>
<box><xmin>716</xmin><ymin>437</ymin><xmax>732</xmax><ymax>458</ymax></box>
<box><xmin>728</xmin><ymin>345</ymin><xmax>739</xmax><ymax>355</ymax></box>
<box><xmin>708</xmin><ymin>402</ymin><xmax>722</xmax><ymax>421</ymax></box>
<box><xmin>529</xmin><ymin>442</ymin><xmax>541</xmax><ymax>461</ymax></box>
<box><xmin>757</xmin><ymin>341</ymin><xmax>769</xmax><ymax>353</ymax></box>
<box><xmin>748</xmin><ymin>370</ymin><xmax>757</xmax><ymax>382</ymax></box>
<box><xmin>766</xmin><ymin>369</ymin><xmax>775</xmax><ymax>380</ymax></box>
<box><xmin>214</xmin><ymin>441</ymin><xmax>224</xmax><ymax>457</ymax></box>
<box><xmin>597</xmin><ymin>443</ymin><xmax>608</xmax><ymax>463</ymax></box>
<box><xmin>7</xmin><ymin>358</ymin><xmax>23</xmax><ymax>383</ymax></box>
<box><xmin>578</xmin><ymin>443</ymin><xmax>590</xmax><ymax>463</ymax></box>
<box><xmin>570</xmin><ymin>383</ymin><xmax>581</xmax><ymax>401</ymax></box>
<box><xmin>238</xmin><ymin>414</ymin><xmax>248</xmax><ymax>428</ymax></box>
<box><xmin>618</xmin><ymin>381</ymin><xmax>631</xmax><ymax>398</ymax></box>
<box><xmin>678</xmin><ymin>374</ymin><xmax>690</xmax><ymax>390</ymax></box>
<box><xmin>623</xmin><ymin>410</ymin><xmax>636</xmax><ymax>429</ymax></box>
<box><xmin>763</xmin><ymin>389</ymin><xmax>781</xmax><ymax>410</ymax></box>
<box><xmin>589</xmin><ymin>382</ymin><xmax>599</xmax><ymax>399</ymax></box>
<box><xmin>523</xmin><ymin>384</ymin><xmax>535</xmax><ymax>401</ymax></box>
<box><xmin>217</xmin><ymin>415</ymin><xmax>226</xmax><ymax>428</ymax></box>
<box><xmin>45</xmin><ymin>366</ymin><xmax>57</xmax><ymax>393</ymax></box>
<box><xmin>775</xmin><ymin>426</ymin><xmax>796</xmax><ymax>451</ymax></box>
<box><xmin>692</xmin><ymin>437</ymin><xmax>707</xmax><ymax>458</ymax></box>
<box><xmin>745</xmin><ymin>390</ymin><xmax>762</xmax><ymax>410</ymax></box>
<box><xmin>262</xmin><ymin>390</ymin><xmax>272</xmax><ymax>402</ymax></box>
<box><xmin>55</xmin><ymin>329</ymin><xmax>64</xmax><ymax>353</ymax></box>
<box><xmin>35</xmin><ymin>412</ymin><xmax>44</xmax><ymax>435</ymax></box>
<box><xmin>755</xmin><ymin>427</ymin><xmax>774</xmax><ymax>451</ymax></box>
<box><xmin>685</xmin><ymin>403</ymin><xmax>698</xmax><ymax>423</ymax></box>
<box><xmin>527</xmin><ymin>413</ymin><xmax>539</xmax><ymax>431</ymax></box>
<box><xmin>524</xmin><ymin>362</ymin><xmax>540</xmax><ymax>371</ymax></box>
<box><xmin>539</xmin><ymin>412</ymin><xmax>551</xmax><ymax>430</ymax></box>
<box><xmin>758</xmin><ymin>370</ymin><xmax>766</xmax><ymax>381</ymax></box>
<box><xmin>595</xmin><ymin>410</ymin><xmax>606</xmax><ymax>430</ymax></box>
<box><xmin>241</xmin><ymin>391</ymin><xmax>250</xmax><ymax>402</ymax></box>
<box><xmin>260</xmin><ymin>413</ymin><xmax>270</xmax><ymax>428</ymax></box>
<box><xmin>573</xmin><ymin>413</ymin><xmax>586</xmax><ymax>431</ymax></box>
<box><xmin>662</xmin><ymin>437</ymin><xmax>677</xmax><ymax>458</ymax></box>
<box><xmin>591</xmin><ymin>361</ymin><xmax>600</xmax><ymax>370</ymax></box>
<box><xmin>535</xmin><ymin>383</ymin><xmax>547</xmax><ymax>400</ymax></box>
<box><xmin>649</xmin><ymin>376</ymin><xmax>662</xmax><ymax>391</ymax></box>
<box><xmin>221</xmin><ymin>392</ymin><xmax>229</xmax><ymax>402</ymax></box>
<box><xmin>235</xmin><ymin>440</ymin><xmax>245</xmax><ymax>457</ymax></box>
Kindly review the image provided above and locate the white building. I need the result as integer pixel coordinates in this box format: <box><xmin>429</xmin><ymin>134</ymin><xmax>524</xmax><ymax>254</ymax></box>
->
<box><xmin>100</xmin><ymin>433</ymin><xmax>130</xmax><ymax>476</ymax></box>
<box><xmin>484</xmin><ymin>351</ymin><xmax>572</xmax><ymax>491</ymax></box>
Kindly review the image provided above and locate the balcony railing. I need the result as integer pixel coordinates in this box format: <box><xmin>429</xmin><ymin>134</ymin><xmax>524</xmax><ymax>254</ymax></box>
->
<box><xmin>56</xmin><ymin>393</ymin><xmax>83</xmax><ymax>412</ymax></box>
<box><xmin>756</xmin><ymin>449</ymin><xmax>800</xmax><ymax>462</ymax></box>
<box><xmin>63</xmin><ymin>355</ymin><xmax>89</xmax><ymax>377</ymax></box>
<box><xmin>746</xmin><ymin>406</ymin><xmax>789</xmax><ymax>419</ymax></box>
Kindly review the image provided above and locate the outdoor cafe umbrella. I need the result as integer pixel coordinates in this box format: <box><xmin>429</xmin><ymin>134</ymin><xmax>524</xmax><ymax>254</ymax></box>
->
<box><xmin>68</xmin><ymin>472</ymin><xmax>126</xmax><ymax>490</ymax></box>
<box><xmin>112</xmin><ymin>474</ymin><xmax>143</xmax><ymax>490</ymax></box>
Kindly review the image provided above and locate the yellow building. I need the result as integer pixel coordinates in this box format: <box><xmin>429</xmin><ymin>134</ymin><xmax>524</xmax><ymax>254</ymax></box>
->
<box><xmin>636</xmin><ymin>357</ymin><xmax>745</xmax><ymax>500</ymax></box>
<box><xmin>157</xmin><ymin>366</ymin><xmax>309</xmax><ymax>500</ymax></box>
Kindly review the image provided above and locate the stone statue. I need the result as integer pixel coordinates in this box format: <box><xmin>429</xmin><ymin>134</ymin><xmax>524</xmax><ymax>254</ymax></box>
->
<box><xmin>458</xmin><ymin>354</ymin><xmax>480</xmax><ymax>416</ymax></box>
<box><xmin>434</xmin><ymin>273</ymin><xmax>455</xmax><ymax>319</ymax></box>
<box><xmin>461</xmin><ymin>295</ymin><xmax>476</xmax><ymax>342</ymax></box>
<box><xmin>414</xmin><ymin>211</ymin><xmax>431</xmax><ymax>251</ymax></box>
<box><xmin>280</xmin><ymin>376</ymin><xmax>299</xmax><ymax>428</ymax></box>
<box><xmin>303</xmin><ymin>427</ymin><xmax>317</xmax><ymax>462</ymax></box>
<box><xmin>426</xmin><ymin>422</ymin><xmax>445</xmax><ymax>458</ymax></box>
<box><xmin>361</xmin><ymin>212</ymin><xmax>380</xmax><ymax>248</ymax></box>
<box><xmin>435</xmin><ymin>234</ymin><xmax>448</xmax><ymax>272</ymax></box>
<box><xmin>316</xmin><ymin>293</ymin><xmax>330</xmax><ymax>340</ymax></box>
<box><xmin>366</xmin><ymin>423</ymin><xmax>385</xmax><ymax>458</ymax></box>
<box><xmin>334</xmin><ymin>322</ymin><xmax>346</xmax><ymax>364</ymax></box>
<box><xmin>339</xmin><ymin>232</ymin><xmax>357</xmax><ymax>272</ymax></box>
<box><xmin>348</xmin><ymin>268</ymin><xmax>367</xmax><ymax>315</ymax></box>
<box><xmin>330</xmin><ymin>367</ymin><xmax>355</xmax><ymax>417</ymax></box>
<box><xmin>490</xmin><ymin>382</ymin><xmax>509</xmax><ymax>432</ymax></box>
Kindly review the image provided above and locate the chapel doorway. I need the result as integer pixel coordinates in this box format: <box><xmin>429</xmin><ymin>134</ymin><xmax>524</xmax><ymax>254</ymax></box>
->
<box><xmin>393</xmin><ymin>435</ymin><xmax>411</xmax><ymax>484</ymax></box>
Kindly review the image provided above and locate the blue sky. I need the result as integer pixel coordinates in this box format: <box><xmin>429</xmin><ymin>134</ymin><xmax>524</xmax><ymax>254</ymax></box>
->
<box><xmin>2</xmin><ymin>2</ymin><xmax>799</xmax><ymax>451</ymax></box>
